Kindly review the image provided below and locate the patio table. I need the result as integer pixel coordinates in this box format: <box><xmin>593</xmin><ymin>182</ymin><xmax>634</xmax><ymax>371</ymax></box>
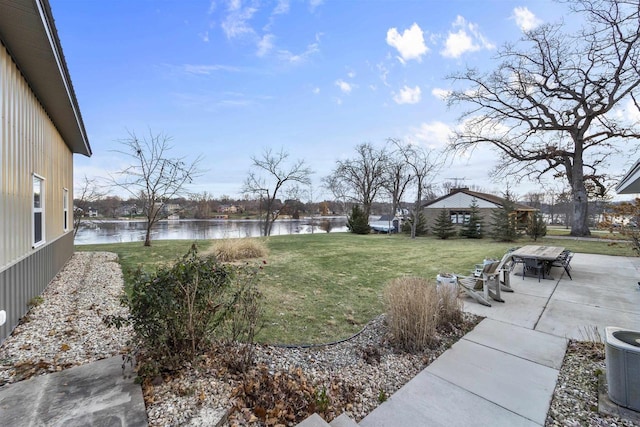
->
<box><xmin>511</xmin><ymin>245</ymin><xmax>565</xmax><ymax>279</ymax></box>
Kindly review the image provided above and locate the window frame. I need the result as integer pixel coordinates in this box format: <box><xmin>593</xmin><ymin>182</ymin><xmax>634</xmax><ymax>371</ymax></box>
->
<box><xmin>33</xmin><ymin>173</ymin><xmax>45</xmax><ymax>248</ymax></box>
<box><xmin>63</xmin><ymin>187</ymin><xmax>69</xmax><ymax>232</ymax></box>
<box><xmin>450</xmin><ymin>210</ymin><xmax>471</xmax><ymax>225</ymax></box>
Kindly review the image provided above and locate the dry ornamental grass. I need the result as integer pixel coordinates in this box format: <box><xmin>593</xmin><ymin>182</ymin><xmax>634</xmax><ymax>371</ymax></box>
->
<box><xmin>205</xmin><ymin>239</ymin><xmax>269</xmax><ymax>262</ymax></box>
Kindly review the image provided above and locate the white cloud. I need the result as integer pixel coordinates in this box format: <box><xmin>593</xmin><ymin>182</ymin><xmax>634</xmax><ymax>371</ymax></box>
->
<box><xmin>431</xmin><ymin>87</ymin><xmax>451</xmax><ymax>100</ymax></box>
<box><xmin>613</xmin><ymin>97</ymin><xmax>640</xmax><ymax>123</ymax></box>
<box><xmin>182</xmin><ymin>64</ymin><xmax>242</xmax><ymax>74</ymax></box>
<box><xmin>335</xmin><ymin>79</ymin><xmax>352</xmax><ymax>94</ymax></box>
<box><xmin>274</xmin><ymin>0</ymin><xmax>290</xmax><ymax>15</ymax></box>
<box><xmin>386</xmin><ymin>23</ymin><xmax>428</xmax><ymax>63</ymax></box>
<box><xmin>512</xmin><ymin>7</ymin><xmax>542</xmax><ymax>32</ymax></box>
<box><xmin>309</xmin><ymin>0</ymin><xmax>323</xmax><ymax>12</ymax></box>
<box><xmin>377</xmin><ymin>62</ymin><xmax>391</xmax><ymax>87</ymax></box>
<box><xmin>221</xmin><ymin>2</ymin><xmax>258</xmax><ymax>39</ymax></box>
<box><xmin>257</xmin><ymin>34</ymin><xmax>275</xmax><ymax>57</ymax></box>
<box><xmin>441</xmin><ymin>16</ymin><xmax>494</xmax><ymax>58</ymax></box>
<box><xmin>207</xmin><ymin>1</ymin><xmax>216</xmax><ymax>14</ymax></box>
<box><xmin>393</xmin><ymin>85</ymin><xmax>422</xmax><ymax>104</ymax></box>
<box><xmin>412</xmin><ymin>121</ymin><xmax>454</xmax><ymax>147</ymax></box>
<box><xmin>199</xmin><ymin>31</ymin><xmax>210</xmax><ymax>43</ymax></box>
<box><xmin>347</xmin><ymin>71</ymin><xmax>356</xmax><ymax>79</ymax></box>
<box><xmin>278</xmin><ymin>40</ymin><xmax>320</xmax><ymax>64</ymax></box>
<box><xmin>313</xmin><ymin>87</ymin><xmax>320</xmax><ymax>94</ymax></box>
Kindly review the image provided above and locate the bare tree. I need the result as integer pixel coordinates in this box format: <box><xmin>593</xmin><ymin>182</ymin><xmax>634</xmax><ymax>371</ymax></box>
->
<box><xmin>73</xmin><ymin>175</ymin><xmax>104</xmax><ymax>237</ymax></box>
<box><xmin>392</xmin><ymin>139</ymin><xmax>438</xmax><ymax>239</ymax></box>
<box><xmin>446</xmin><ymin>0</ymin><xmax>640</xmax><ymax>237</ymax></box>
<box><xmin>383</xmin><ymin>142</ymin><xmax>414</xmax><ymax>218</ymax></box>
<box><xmin>111</xmin><ymin>130</ymin><xmax>202</xmax><ymax>246</ymax></box>
<box><xmin>325</xmin><ymin>143</ymin><xmax>388</xmax><ymax>218</ymax></box>
<box><xmin>243</xmin><ymin>148</ymin><xmax>312</xmax><ymax>236</ymax></box>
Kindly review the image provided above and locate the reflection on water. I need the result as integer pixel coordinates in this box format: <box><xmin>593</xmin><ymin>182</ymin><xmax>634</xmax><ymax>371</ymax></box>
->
<box><xmin>74</xmin><ymin>217</ymin><xmax>348</xmax><ymax>245</ymax></box>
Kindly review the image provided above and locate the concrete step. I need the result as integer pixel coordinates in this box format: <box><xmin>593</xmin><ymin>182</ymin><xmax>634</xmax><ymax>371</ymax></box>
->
<box><xmin>330</xmin><ymin>413</ymin><xmax>359</xmax><ymax>427</ymax></box>
<box><xmin>297</xmin><ymin>413</ymin><xmax>330</xmax><ymax>427</ymax></box>
<box><xmin>296</xmin><ymin>413</ymin><xmax>359</xmax><ymax>427</ymax></box>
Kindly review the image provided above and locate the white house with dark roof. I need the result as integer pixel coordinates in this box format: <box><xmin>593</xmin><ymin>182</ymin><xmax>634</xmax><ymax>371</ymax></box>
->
<box><xmin>422</xmin><ymin>188</ymin><xmax>537</xmax><ymax>235</ymax></box>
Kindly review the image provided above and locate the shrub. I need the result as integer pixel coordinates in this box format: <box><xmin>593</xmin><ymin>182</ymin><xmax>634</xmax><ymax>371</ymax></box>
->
<box><xmin>459</xmin><ymin>200</ymin><xmax>484</xmax><ymax>239</ymax></box>
<box><xmin>490</xmin><ymin>190</ymin><xmax>519</xmax><ymax>242</ymax></box>
<box><xmin>384</xmin><ymin>277</ymin><xmax>462</xmax><ymax>352</ymax></box>
<box><xmin>207</xmin><ymin>238</ymin><xmax>268</xmax><ymax>262</ymax></box>
<box><xmin>432</xmin><ymin>209</ymin><xmax>456</xmax><ymax>239</ymax></box>
<box><xmin>384</xmin><ymin>277</ymin><xmax>439</xmax><ymax>351</ymax></box>
<box><xmin>117</xmin><ymin>244</ymin><xmax>261</xmax><ymax>373</ymax></box>
<box><xmin>319</xmin><ymin>219</ymin><xmax>333</xmax><ymax>233</ymax></box>
<box><xmin>526</xmin><ymin>211</ymin><xmax>547</xmax><ymax>241</ymax></box>
<box><xmin>401</xmin><ymin>212</ymin><xmax>428</xmax><ymax>236</ymax></box>
<box><xmin>439</xmin><ymin>282</ymin><xmax>463</xmax><ymax>326</ymax></box>
<box><xmin>346</xmin><ymin>205</ymin><xmax>370</xmax><ymax>234</ymax></box>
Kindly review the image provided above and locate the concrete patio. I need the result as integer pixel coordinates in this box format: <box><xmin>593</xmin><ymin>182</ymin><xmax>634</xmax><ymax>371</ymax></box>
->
<box><xmin>358</xmin><ymin>252</ymin><xmax>640</xmax><ymax>427</ymax></box>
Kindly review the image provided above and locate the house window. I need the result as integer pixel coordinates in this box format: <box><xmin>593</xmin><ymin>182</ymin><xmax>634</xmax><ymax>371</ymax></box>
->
<box><xmin>63</xmin><ymin>188</ymin><xmax>69</xmax><ymax>231</ymax></box>
<box><xmin>33</xmin><ymin>174</ymin><xmax>45</xmax><ymax>247</ymax></box>
<box><xmin>450</xmin><ymin>210</ymin><xmax>470</xmax><ymax>224</ymax></box>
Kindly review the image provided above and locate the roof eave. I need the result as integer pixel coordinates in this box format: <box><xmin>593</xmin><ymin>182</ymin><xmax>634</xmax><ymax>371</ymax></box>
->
<box><xmin>616</xmin><ymin>159</ymin><xmax>640</xmax><ymax>194</ymax></box>
<box><xmin>0</xmin><ymin>0</ymin><xmax>91</xmax><ymax>157</ymax></box>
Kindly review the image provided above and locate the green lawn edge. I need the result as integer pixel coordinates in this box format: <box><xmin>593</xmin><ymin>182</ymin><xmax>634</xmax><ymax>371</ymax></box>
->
<box><xmin>76</xmin><ymin>233</ymin><xmax>635</xmax><ymax>344</ymax></box>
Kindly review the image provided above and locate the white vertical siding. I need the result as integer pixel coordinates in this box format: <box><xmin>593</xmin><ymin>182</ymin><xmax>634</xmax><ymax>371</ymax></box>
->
<box><xmin>0</xmin><ymin>43</ymin><xmax>73</xmax><ymax>270</ymax></box>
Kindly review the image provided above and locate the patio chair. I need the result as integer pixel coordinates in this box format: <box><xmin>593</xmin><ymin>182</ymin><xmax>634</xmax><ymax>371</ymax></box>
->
<box><xmin>552</xmin><ymin>251</ymin><xmax>573</xmax><ymax>280</ymax></box>
<box><xmin>471</xmin><ymin>253</ymin><xmax>514</xmax><ymax>292</ymax></box>
<box><xmin>457</xmin><ymin>260</ymin><xmax>503</xmax><ymax>306</ymax></box>
<box><xmin>495</xmin><ymin>252</ymin><xmax>515</xmax><ymax>293</ymax></box>
<box><xmin>522</xmin><ymin>257</ymin><xmax>544</xmax><ymax>282</ymax></box>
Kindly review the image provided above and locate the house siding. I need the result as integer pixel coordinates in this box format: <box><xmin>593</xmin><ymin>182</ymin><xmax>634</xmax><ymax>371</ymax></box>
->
<box><xmin>0</xmin><ymin>42</ymin><xmax>74</xmax><ymax>342</ymax></box>
<box><xmin>0</xmin><ymin>232</ymin><xmax>72</xmax><ymax>341</ymax></box>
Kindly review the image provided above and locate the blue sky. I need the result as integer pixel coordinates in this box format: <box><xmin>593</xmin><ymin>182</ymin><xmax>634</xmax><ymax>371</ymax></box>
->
<box><xmin>49</xmin><ymin>0</ymin><xmax>632</xmax><ymax>201</ymax></box>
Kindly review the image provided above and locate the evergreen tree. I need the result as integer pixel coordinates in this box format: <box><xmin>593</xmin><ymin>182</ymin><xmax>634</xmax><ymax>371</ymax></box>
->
<box><xmin>401</xmin><ymin>212</ymin><xmax>428</xmax><ymax>236</ymax></box>
<box><xmin>490</xmin><ymin>191</ymin><xmax>519</xmax><ymax>242</ymax></box>
<box><xmin>526</xmin><ymin>211</ymin><xmax>547</xmax><ymax>241</ymax></box>
<box><xmin>459</xmin><ymin>199</ymin><xmax>484</xmax><ymax>239</ymax></box>
<box><xmin>432</xmin><ymin>208</ymin><xmax>456</xmax><ymax>239</ymax></box>
<box><xmin>346</xmin><ymin>205</ymin><xmax>370</xmax><ymax>234</ymax></box>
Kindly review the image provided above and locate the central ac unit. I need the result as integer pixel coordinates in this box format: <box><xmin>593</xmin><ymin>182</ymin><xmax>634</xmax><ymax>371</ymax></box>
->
<box><xmin>605</xmin><ymin>326</ymin><xmax>640</xmax><ymax>411</ymax></box>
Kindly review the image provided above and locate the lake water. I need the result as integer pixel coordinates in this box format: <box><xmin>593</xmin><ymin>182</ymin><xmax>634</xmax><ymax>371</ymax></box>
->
<box><xmin>74</xmin><ymin>217</ymin><xmax>348</xmax><ymax>245</ymax></box>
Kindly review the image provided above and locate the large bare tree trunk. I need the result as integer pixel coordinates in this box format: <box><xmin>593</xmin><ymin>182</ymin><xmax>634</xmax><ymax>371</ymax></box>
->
<box><xmin>569</xmin><ymin>145</ymin><xmax>590</xmax><ymax>236</ymax></box>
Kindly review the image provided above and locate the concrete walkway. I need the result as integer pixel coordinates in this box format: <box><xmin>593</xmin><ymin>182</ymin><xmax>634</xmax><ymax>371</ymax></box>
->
<box><xmin>0</xmin><ymin>355</ymin><xmax>147</xmax><ymax>426</ymax></box>
<box><xmin>359</xmin><ymin>253</ymin><xmax>640</xmax><ymax>426</ymax></box>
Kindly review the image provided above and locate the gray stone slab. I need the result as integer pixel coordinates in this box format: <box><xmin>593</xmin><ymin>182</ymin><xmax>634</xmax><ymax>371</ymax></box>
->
<box><xmin>360</xmin><ymin>371</ymin><xmax>538</xmax><ymax>427</ymax></box>
<box><xmin>464</xmin><ymin>318</ymin><xmax>567</xmax><ymax>369</ymax></box>
<box><xmin>507</xmin><ymin>273</ymin><xmax>559</xmax><ymax>298</ymax></box>
<box><xmin>425</xmin><ymin>339</ymin><xmax>558</xmax><ymax>425</ymax></box>
<box><xmin>0</xmin><ymin>356</ymin><xmax>147</xmax><ymax>427</ymax></box>
<box><xmin>297</xmin><ymin>413</ymin><xmax>330</xmax><ymax>427</ymax></box>
<box><xmin>462</xmin><ymin>291</ymin><xmax>548</xmax><ymax>329</ymax></box>
<box><xmin>552</xmin><ymin>279</ymin><xmax>640</xmax><ymax>313</ymax></box>
<box><xmin>329</xmin><ymin>413</ymin><xmax>359</xmax><ymax>427</ymax></box>
<box><xmin>535</xmin><ymin>298</ymin><xmax>640</xmax><ymax>340</ymax></box>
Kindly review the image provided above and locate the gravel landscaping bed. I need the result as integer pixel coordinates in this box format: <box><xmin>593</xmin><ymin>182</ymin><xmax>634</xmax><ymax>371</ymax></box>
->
<box><xmin>1</xmin><ymin>252</ymin><xmax>638</xmax><ymax>426</ymax></box>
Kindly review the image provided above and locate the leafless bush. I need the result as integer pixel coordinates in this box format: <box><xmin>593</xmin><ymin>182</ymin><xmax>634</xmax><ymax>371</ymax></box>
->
<box><xmin>319</xmin><ymin>219</ymin><xmax>333</xmax><ymax>233</ymax></box>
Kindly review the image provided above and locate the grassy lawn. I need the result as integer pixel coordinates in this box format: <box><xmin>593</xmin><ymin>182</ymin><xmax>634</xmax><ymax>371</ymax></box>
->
<box><xmin>76</xmin><ymin>233</ymin><xmax>635</xmax><ymax>345</ymax></box>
